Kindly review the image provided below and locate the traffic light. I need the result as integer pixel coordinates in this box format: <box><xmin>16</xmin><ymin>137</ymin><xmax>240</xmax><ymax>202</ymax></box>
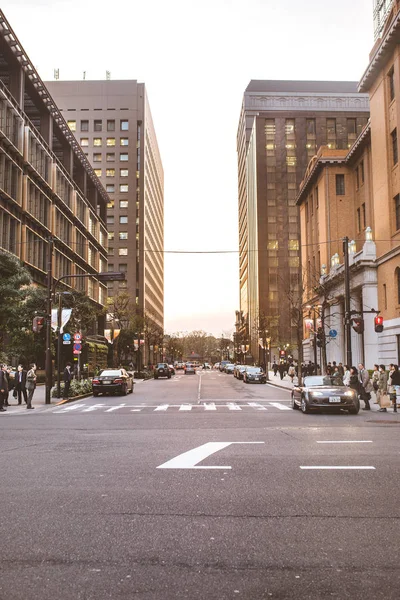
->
<box><xmin>374</xmin><ymin>315</ymin><xmax>384</xmax><ymax>333</ymax></box>
<box><xmin>32</xmin><ymin>316</ymin><xmax>45</xmax><ymax>333</ymax></box>
<box><xmin>279</xmin><ymin>350</ymin><xmax>286</xmax><ymax>358</ymax></box>
<box><xmin>351</xmin><ymin>317</ymin><xmax>364</xmax><ymax>334</ymax></box>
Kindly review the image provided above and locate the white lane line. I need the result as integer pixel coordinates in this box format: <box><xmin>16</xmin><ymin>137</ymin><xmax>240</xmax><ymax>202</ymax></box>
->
<box><xmin>157</xmin><ymin>441</ymin><xmax>265</xmax><ymax>470</ymax></box>
<box><xmin>247</xmin><ymin>402</ymin><xmax>268</xmax><ymax>411</ymax></box>
<box><xmin>82</xmin><ymin>404</ymin><xmax>105</xmax><ymax>412</ymax></box>
<box><xmin>204</xmin><ymin>402</ymin><xmax>217</xmax><ymax>410</ymax></box>
<box><xmin>56</xmin><ymin>404</ymin><xmax>87</xmax><ymax>412</ymax></box>
<box><xmin>179</xmin><ymin>404</ymin><xmax>193</xmax><ymax>411</ymax></box>
<box><xmin>227</xmin><ymin>402</ymin><xmax>242</xmax><ymax>411</ymax></box>
<box><xmin>300</xmin><ymin>466</ymin><xmax>376</xmax><ymax>470</ymax></box>
<box><xmin>269</xmin><ymin>402</ymin><xmax>291</xmax><ymax>411</ymax></box>
<box><xmin>105</xmin><ymin>404</ymin><xmax>126</xmax><ymax>412</ymax></box>
<box><xmin>131</xmin><ymin>409</ymin><xmax>142</xmax><ymax>412</ymax></box>
<box><xmin>197</xmin><ymin>375</ymin><xmax>202</xmax><ymax>403</ymax></box>
<box><xmin>316</xmin><ymin>441</ymin><xmax>373</xmax><ymax>444</ymax></box>
<box><xmin>154</xmin><ymin>404</ymin><xmax>169</xmax><ymax>411</ymax></box>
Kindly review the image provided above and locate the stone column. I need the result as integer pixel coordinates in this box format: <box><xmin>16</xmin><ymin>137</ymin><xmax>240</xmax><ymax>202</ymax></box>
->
<box><xmin>350</xmin><ymin>293</ymin><xmax>363</xmax><ymax>366</ymax></box>
<box><xmin>362</xmin><ymin>269</ymin><xmax>379</xmax><ymax>369</ymax></box>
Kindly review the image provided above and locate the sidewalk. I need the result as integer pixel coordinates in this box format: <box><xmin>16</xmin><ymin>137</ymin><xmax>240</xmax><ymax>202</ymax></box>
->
<box><xmin>267</xmin><ymin>372</ymin><xmax>294</xmax><ymax>390</ymax></box>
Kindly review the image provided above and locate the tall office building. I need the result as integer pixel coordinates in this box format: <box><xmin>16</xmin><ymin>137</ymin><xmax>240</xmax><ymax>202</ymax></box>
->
<box><xmin>237</xmin><ymin>80</ymin><xmax>369</xmax><ymax>360</ymax></box>
<box><xmin>47</xmin><ymin>81</ymin><xmax>164</xmax><ymax>336</ymax></box>
<box><xmin>373</xmin><ymin>0</ymin><xmax>394</xmax><ymax>40</ymax></box>
<box><xmin>0</xmin><ymin>11</ymin><xmax>108</xmax><ymax>319</ymax></box>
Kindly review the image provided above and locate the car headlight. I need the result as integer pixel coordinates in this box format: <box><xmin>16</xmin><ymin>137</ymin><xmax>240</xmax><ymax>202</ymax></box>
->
<box><xmin>310</xmin><ymin>391</ymin><xmax>323</xmax><ymax>397</ymax></box>
<box><xmin>344</xmin><ymin>390</ymin><xmax>355</xmax><ymax>397</ymax></box>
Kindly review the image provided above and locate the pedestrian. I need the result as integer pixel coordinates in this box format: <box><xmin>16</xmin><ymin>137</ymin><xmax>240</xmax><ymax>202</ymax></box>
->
<box><xmin>278</xmin><ymin>362</ymin><xmax>285</xmax><ymax>380</ymax></box>
<box><xmin>272</xmin><ymin>361</ymin><xmax>278</xmax><ymax>376</ymax></box>
<box><xmin>0</xmin><ymin>364</ymin><xmax>9</xmax><ymax>412</ymax></box>
<box><xmin>376</xmin><ymin>365</ymin><xmax>389</xmax><ymax>412</ymax></box>
<box><xmin>25</xmin><ymin>363</ymin><xmax>37</xmax><ymax>410</ymax></box>
<box><xmin>343</xmin><ymin>365</ymin><xmax>351</xmax><ymax>386</ymax></box>
<box><xmin>349</xmin><ymin>366</ymin><xmax>365</xmax><ymax>405</ymax></box>
<box><xmin>2</xmin><ymin>365</ymin><xmax>11</xmax><ymax>407</ymax></box>
<box><xmin>338</xmin><ymin>363</ymin><xmax>345</xmax><ymax>377</ymax></box>
<box><xmin>288</xmin><ymin>363</ymin><xmax>296</xmax><ymax>383</ymax></box>
<box><xmin>390</xmin><ymin>365</ymin><xmax>400</xmax><ymax>407</ymax></box>
<box><xmin>326</xmin><ymin>362</ymin><xmax>332</xmax><ymax>375</ymax></box>
<box><xmin>63</xmin><ymin>362</ymin><xmax>73</xmax><ymax>399</ymax></box>
<box><xmin>14</xmin><ymin>364</ymin><xmax>28</xmax><ymax>405</ymax></box>
<box><xmin>371</xmin><ymin>364</ymin><xmax>380</xmax><ymax>403</ymax></box>
<box><xmin>358</xmin><ymin>362</ymin><xmax>372</xmax><ymax>410</ymax></box>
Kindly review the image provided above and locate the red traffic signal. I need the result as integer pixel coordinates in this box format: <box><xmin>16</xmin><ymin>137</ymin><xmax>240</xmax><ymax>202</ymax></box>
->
<box><xmin>351</xmin><ymin>317</ymin><xmax>364</xmax><ymax>334</ymax></box>
<box><xmin>374</xmin><ymin>315</ymin><xmax>384</xmax><ymax>333</ymax></box>
<box><xmin>279</xmin><ymin>350</ymin><xmax>286</xmax><ymax>357</ymax></box>
<box><xmin>32</xmin><ymin>316</ymin><xmax>45</xmax><ymax>333</ymax></box>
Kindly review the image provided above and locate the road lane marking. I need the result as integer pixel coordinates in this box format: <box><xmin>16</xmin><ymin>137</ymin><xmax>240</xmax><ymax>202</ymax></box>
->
<box><xmin>268</xmin><ymin>402</ymin><xmax>291</xmax><ymax>411</ymax></box>
<box><xmin>316</xmin><ymin>441</ymin><xmax>373</xmax><ymax>444</ymax></box>
<box><xmin>247</xmin><ymin>402</ymin><xmax>268</xmax><ymax>411</ymax></box>
<box><xmin>179</xmin><ymin>404</ymin><xmax>193</xmax><ymax>411</ymax></box>
<box><xmin>227</xmin><ymin>403</ymin><xmax>242</xmax><ymax>411</ymax></box>
<box><xmin>300</xmin><ymin>466</ymin><xmax>376</xmax><ymax>470</ymax></box>
<box><xmin>56</xmin><ymin>404</ymin><xmax>87</xmax><ymax>412</ymax></box>
<box><xmin>157</xmin><ymin>441</ymin><xmax>265</xmax><ymax>470</ymax></box>
<box><xmin>105</xmin><ymin>404</ymin><xmax>126</xmax><ymax>412</ymax></box>
<box><xmin>204</xmin><ymin>403</ymin><xmax>217</xmax><ymax>410</ymax></box>
<box><xmin>82</xmin><ymin>404</ymin><xmax>105</xmax><ymax>412</ymax></box>
<box><xmin>197</xmin><ymin>374</ymin><xmax>202</xmax><ymax>403</ymax></box>
<box><xmin>154</xmin><ymin>404</ymin><xmax>169</xmax><ymax>411</ymax></box>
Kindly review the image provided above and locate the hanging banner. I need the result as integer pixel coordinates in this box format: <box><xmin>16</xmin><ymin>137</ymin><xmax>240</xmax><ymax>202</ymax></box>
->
<box><xmin>51</xmin><ymin>308</ymin><xmax>72</xmax><ymax>332</ymax></box>
<box><xmin>104</xmin><ymin>329</ymin><xmax>113</xmax><ymax>344</ymax></box>
<box><xmin>113</xmin><ymin>329</ymin><xmax>121</xmax><ymax>340</ymax></box>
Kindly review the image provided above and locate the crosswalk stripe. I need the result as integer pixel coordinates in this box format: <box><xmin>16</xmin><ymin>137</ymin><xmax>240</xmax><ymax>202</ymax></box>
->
<box><xmin>247</xmin><ymin>402</ymin><xmax>268</xmax><ymax>411</ymax></box>
<box><xmin>105</xmin><ymin>404</ymin><xmax>125</xmax><ymax>412</ymax></box>
<box><xmin>154</xmin><ymin>404</ymin><xmax>169</xmax><ymax>411</ymax></box>
<box><xmin>227</xmin><ymin>402</ymin><xmax>242</xmax><ymax>411</ymax></box>
<box><xmin>81</xmin><ymin>404</ymin><xmax>106</xmax><ymax>412</ymax></box>
<box><xmin>268</xmin><ymin>402</ymin><xmax>291</xmax><ymax>411</ymax></box>
<box><xmin>179</xmin><ymin>404</ymin><xmax>192</xmax><ymax>411</ymax></box>
<box><xmin>57</xmin><ymin>404</ymin><xmax>87</xmax><ymax>412</ymax></box>
<box><xmin>203</xmin><ymin>402</ymin><xmax>217</xmax><ymax>410</ymax></box>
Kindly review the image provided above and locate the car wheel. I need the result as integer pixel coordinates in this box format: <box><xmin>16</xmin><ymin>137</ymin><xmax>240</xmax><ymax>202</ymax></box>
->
<box><xmin>93</xmin><ymin>391</ymin><xmax>98</xmax><ymax>397</ymax></box>
<box><xmin>168</xmin><ymin>374</ymin><xmax>171</xmax><ymax>379</ymax></box>
<box><xmin>123</xmin><ymin>384</ymin><xmax>128</xmax><ymax>396</ymax></box>
<box><xmin>291</xmin><ymin>393</ymin><xmax>299</xmax><ymax>410</ymax></box>
<box><xmin>154</xmin><ymin>375</ymin><xmax>158</xmax><ymax>379</ymax></box>
<box><xmin>301</xmin><ymin>397</ymin><xmax>309</xmax><ymax>414</ymax></box>
<box><xmin>349</xmin><ymin>401</ymin><xmax>360</xmax><ymax>415</ymax></box>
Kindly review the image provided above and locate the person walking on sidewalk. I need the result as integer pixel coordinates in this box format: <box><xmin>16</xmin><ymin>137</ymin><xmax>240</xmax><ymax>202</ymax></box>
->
<box><xmin>63</xmin><ymin>362</ymin><xmax>73</xmax><ymax>399</ymax></box>
<box><xmin>376</xmin><ymin>365</ymin><xmax>389</xmax><ymax>412</ymax></box>
<box><xmin>0</xmin><ymin>364</ymin><xmax>9</xmax><ymax>412</ymax></box>
<box><xmin>358</xmin><ymin>363</ymin><xmax>372</xmax><ymax>410</ymax></box>
<box><xmin>26</xmin><ymin>363</ymin><xmax>36</xmax><ymax>410</ymax></box>
<box><xmin>14</xmin><ymin>364</ymin><xmax>28</xmax><ymax>405</ymax></box>
<box><xmin>390</xmin><ymin>365</ymin><xmax>400</xmax><ymax>407</ymax></box>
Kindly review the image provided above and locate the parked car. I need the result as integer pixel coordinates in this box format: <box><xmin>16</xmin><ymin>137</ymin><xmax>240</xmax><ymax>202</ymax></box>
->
<box><xmin>184</xmin><ymin>363</ymin><xmax>196</xmax><ymax>375</ymax></box>
<box><xmin>243</xmin><ymin>367</ymin><xmax>267</xmax><ymax>384</ymax></box>
<box><xmin>219</xmin><ymin>361</ymin><xmax>230</xmax><ymax>372</ymax></box>
<box><xmin>291</xmin><ymin>375</ymin><xmax>359</xmax><ymax>414</ymax></box>
<box><xmin>224</xmin><ymin>363</ymin><xmax>235</xmax><ymax>374</ymax></box>
<box><xmin>176</xmin><ymin>362</ymin><xmax>185</xmax><ymax>370</ymax></box>
<box><xmin>235</xmin><ymin>365</ymin><xmax>248</xmax><ymax>380</ymax></box>
<box><xmin>213</xmin><ymin>362</ymin><xmax>220</xmax><ymax>370</ymax></box>
<box><xmin>154</xmin><ymin>363</ymin><xmax>171</xmax><ymax>379</ymax></box>
<box><xmin>92</xmin><ymin>369</ymin><xmax>134</xmax><ymax>396</ymax></box>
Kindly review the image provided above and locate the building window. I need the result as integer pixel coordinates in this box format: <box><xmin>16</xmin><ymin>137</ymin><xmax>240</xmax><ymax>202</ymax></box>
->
<box><xmin>395</xmin><ymin>194</ymin><xmax>400</xmax><ymax>230</ymax></box>
<box><xmin>107</xmin><ymin>216</ymin><xmax>114</xmax><ymax>225</ymax></box>
<box><xmin>119</xmin><ymin>263</ymin><xmax>127</xmax><ymax>272</ymax></box>
<box><xmin>108</xmin><ymin>232</ymin><xmax>114</xmax><ymax>241</ymax></box>
<box><xmin>94</xmin><ymin>169</ymin><xmax>102</xmax><ymax>177</ymax></box>
<box><xmin>357</xmin><ymin>207</ymin><xmax>361</xmax><ymax>232</ymax></box>
<box><xmin>81</xmin><ymin>120</ymin><xmax>89</xmax><ymax>132</ymax></box>
<box><xmin>336</xmin><ymin>174</ymin><xmax>345</xmax><ymax>195</ymax></box>
<box><xmin>93</xmin><ymin>138</ymin><xmax>102</xmax><ymax>147</ymax></box>
<box><xmin>80</xmin><ymin>138</ymin><xmax>89</xmax><ymax>147</ymax></box>
<box><xmin>383</xmin><ymin>283</ymin><xmax>387</xmax><ymax>310</ymax></box>
<box><xmin>315</xmin><ymin>186</ymin><xmax>319</xmax><ymax>208</ymax></box>
<box><xmin>107</xmin><ymin>138</ymin><xmax>116</xmax><ymax>146</ymax></box>
<box><xmin>106</xmin><ymin>169</ymin><xmax>115</xmax><ymax>177</ymax></box>
<box><xmin>120</xmin><ymin>153</ymin><xmax>129</xmax><ymax>161</ymax></box>
<box><xmin>107</xmin><ymin>199</ymin><xmax>114</xmax><ymax>209</ymax></box>
<box><xmin>347</xmin><ymin>118</ymin><xmax>356</xmax><ymax>135</ymax></box>
<box><xmin>106</xmin><ymin>153</ymin><xmax>115</xmax><ymax>162</ymax></box>
<box><xmin>306</xmin><ymin>119</ymin><xmax>316</xmax><ymax>136</ymax></box>
<box><xmin>397</xmin><ymin>268</ymin><xmax>400</xmax><ymax>304</ymax></box>
<box><xmin>120</xmin><ymin>120</ymin><xmax>129</xmax><ymax>131</ymax></box>
<box><xmin>106</xmin><ymin>184</ymin><xmax>115</xmax><ymax>193</ymax></box>
<box><xmin>108</xmin><ymin>247</ymin><xmax>114</xmax><ymax>256</ymax></box>
<box><xmin>388</xmin><ymin>67</ymin><xmax>395</xmax><ymax>102</ymax></box>
<box><xmin>360</xmin><ymin>160</ymin><xmax>365</xmax><ymax>184</ymax></box>
<box><xmin>119</xmin><ymin>232</ymin><xmax>128</xmax><ymax>240</ymax></box>
<box><xmin>119</xmin><ymin>200</ymin><xmax>128</xmax><ymax>208</ymax></box>
<box><xmin>93</xmin><ymin>153</ymin><xmax>102</xmax><ymax>162</ymax></box>
<box><xmin>392</xmin><ymin>128</ymin><xmax>398</xmax><ymax>165</ymax></box>
<box><xmin>94</xmin><ymin>120</ymin><xmax>102</xmax><ymax>132</ymax></box>
<box><xmin>67</xmin><ymin>120</ymin><xmax>76</xmax><ymax>131</ymax></box>
<box><xmin>362</xmin><ymin>203</ymin><xmax>366</xmax><ymax>228</ymax></box>
<box><xmin>120</xmin><ymin>138</ymin><xmax>129</xmax><ymax>146</ymax></box>
<box><xmin>119</xmin><ymin>216</ymin><xmax>128</xmax><ymax>224</ymax></box>
<box><xmin>120</xmin><ymin>168</ymin><xmax>129</xmax><ymax>177</ymax></box>
<box><xmin>107</xmin><ymin>120</ymin><xmax>115</xmax><ymax>131</ymax></box>
<box><xmin>119</xmin><ymin>248</ymin><xmax>128</xmax><ymax>256</ymax></box>
<box><xmin>119</xmin><ymin>184</ymin><xmax>129</xmax><ymax>192</ymax></box>
<box><xmin>327</xmin><ymin>119</ymin><xmax>336</xmax><ymax>136</ymax></box>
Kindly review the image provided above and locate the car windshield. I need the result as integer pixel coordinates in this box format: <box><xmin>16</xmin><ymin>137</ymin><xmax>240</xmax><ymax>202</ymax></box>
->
<box><xmin>100</xmin><ymin>370</ymin><xmax>122</xmax><ymax>377</ymax></box>
<box><xmin>157</xmin><ymin>364</ymin><xmax>167</xmax><ymax>368</ymax></box>
<box><xmin>247</xmin><ymin>367</ymin><xmax>262</xmax><ymax>373</ymax></box>
<box><xmin>304</xmin><ymin>375</ymin><xmax>343</xmax><ymax>387</ymax></box>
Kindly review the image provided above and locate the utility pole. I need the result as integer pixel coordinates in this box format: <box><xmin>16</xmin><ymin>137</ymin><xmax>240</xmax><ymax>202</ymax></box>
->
<box><xmin>343</xmin><ymin>237</ymin><xmax>353</xmax><ymax>369</ymax></box>
<box><xmin>45</xmin><ymin>237</ymin><xmax>54</xmax><ymax>404</ymax></box>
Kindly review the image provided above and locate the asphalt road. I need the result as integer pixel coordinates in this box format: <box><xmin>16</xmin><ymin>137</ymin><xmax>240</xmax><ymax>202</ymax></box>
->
<box><xmin>1</xmin><ymin>370</ymin><xmax>400</xmax><ymax>600</ymax></box>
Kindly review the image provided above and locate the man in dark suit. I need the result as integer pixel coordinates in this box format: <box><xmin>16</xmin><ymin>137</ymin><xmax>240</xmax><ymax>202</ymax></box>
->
<box><xmin>14</xmin><ymin>364</ymin><xmax>28</xmax><ymax>405</ymax></box>
<box><xmin>0</xmin><ymin>364</ymin><xmax>9</xmax><ymax>412</ymax></box>
<box><xmin>63</xmin><ymin>362</ymin><xmax>73</xmax><ymax>399</ymax></box>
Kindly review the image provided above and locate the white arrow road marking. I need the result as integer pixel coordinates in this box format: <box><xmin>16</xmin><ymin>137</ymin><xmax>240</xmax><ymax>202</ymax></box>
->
<box><xmin>269</xmin><ymin>402</ymin><xmax>291</xmax><ymax>411</ymax></box>
<box><xmin>157</xmin><ymin>442</ymin><xmax>265</xmax><ymax>470</ymax></box>
<box><xmin>81</xmin><ymin>404</ymin><xmax>106</xmax><ymax>412</ymax></box>
<box><xmin>300</xmin><ymin>466</ymin><xmax>375</xmax><ymax>470</ymax></box>
<box><xmin>105</xmin><ymin>404</ymin><xmax>126</xmax><ymax>412</ymax></box>
<box><xmin>247</xmin><ymin>402</ymin><xmax>268</xmax><ymax>411</ymax></box>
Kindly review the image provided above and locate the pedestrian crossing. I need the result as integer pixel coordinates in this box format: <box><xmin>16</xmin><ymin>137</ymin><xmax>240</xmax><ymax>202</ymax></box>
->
<box><xmin>50</xmin><ymin>401</ymin><xmax>291</xmax><ymax>414</ymax></box>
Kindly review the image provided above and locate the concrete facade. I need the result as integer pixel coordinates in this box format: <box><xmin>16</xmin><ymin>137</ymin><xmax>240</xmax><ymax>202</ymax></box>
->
<box><xmin>0</xmin><ymin>11</ymin><xmax>108</xmax><ymax>321</ymax></box>
<box><xmin>46</xmin><ymin>81</ymin><xmax>165</xmax><ymax>342</ymax></box>
<box><xmin>237</xmin><ymin>81</ymin><xmax>369</xmax><ymax>362</ymax></box>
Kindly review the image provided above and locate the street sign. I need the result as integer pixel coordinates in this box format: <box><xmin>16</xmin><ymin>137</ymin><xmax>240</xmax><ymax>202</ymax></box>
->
<box><xmin>329</xmin><ymin>329</ymin><xmax>338</xmax><ymax>338</ymax></box>
<box><xmin>63</xmin><ymin>333</ymin><xmax>71</xmax><ymax>341</ymax></box>
<box><xmin>73</xmin><ymin>349</ymin><xmax>81</xmax><ymax>355</ymax></box>
<box><xmin>73</xmin><ymin>332</ymin><xmax>82</xmax><ymax>341</ymax></box>
<box><xmin>73</xmin><ymin>343</ymin><xmax>82</xmax><ymax>352</ymax></box>
<box><xmin>63</xmin><ymin>341</ymin><xmax>71</xmax><ymax>345</ymax></box>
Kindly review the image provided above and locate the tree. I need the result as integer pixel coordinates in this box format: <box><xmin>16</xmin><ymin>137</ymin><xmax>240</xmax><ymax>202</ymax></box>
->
<box><xmin>0</xmin><ymin>251</ymin><xmax>32</xmax><ymax>351</ymax></box>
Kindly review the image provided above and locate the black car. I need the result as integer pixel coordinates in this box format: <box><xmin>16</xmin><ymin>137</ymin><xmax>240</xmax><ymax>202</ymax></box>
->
<box><xmin>154</xmin><ymin>363</ymin><xmax>171</xmax><ymax>379</ymax></box>
<box><xmin>92</xmin><ymin>369</ymin><xmax>134</xmax><ymax>396</ymax></box>
<box><xmin>291</xmin><ymin>375</ymin><xmax>359</xmax><ymax>414</ymax></box>
<box><xmin>243</xmin><ymin>367</ymin><xmax>267</xmax><ymax>384</ymax></box>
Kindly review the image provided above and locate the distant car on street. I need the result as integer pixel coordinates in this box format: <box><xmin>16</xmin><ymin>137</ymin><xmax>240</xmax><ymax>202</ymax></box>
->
<box><xmin>184</xmin><ymin>363</ymin><xmax>196</xmax><ymax>375</ymax></box>
<box><xmin>92</xmin><ymin>369</ymin><xmax>134</xmax><ymax>396</ymax></box>
<box><xmin>154</xmin><ymin>363</ymin><xmax>171</xmax><ymax>379</ymax></box>
<box><xmin>224</xmin><ymin>363</ymin><xmax>235</xmax><ymax>374</ymax></box>
<box><xmin>234</xmin><ymin>365</ymin><xmax>247</xmax><ymax>380</ymax></box>
<box><xmin>243</xmin><ymin>367</ymin><xmax>266</xmax><ymax>384</ymax></box>
<box><xmin>219</xmin><ymin>361</ymin><xmax>230</xmax><ymax>372</ymax></box>
<box><xmin>176</xmin><ymin>362</ymin><xmax>185</xmax><ymax>370</ymax></box>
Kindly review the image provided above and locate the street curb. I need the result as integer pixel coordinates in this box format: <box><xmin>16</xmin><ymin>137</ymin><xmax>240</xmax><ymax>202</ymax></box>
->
<box><xmin>266</xmin><ymin>380</ymin><xmax>293</xmax><ymax>391</ymax></box>
<box><xmin>55</xmin><ymin>393</ymin><xmax>93</xmax><ymax>406</ymax></box>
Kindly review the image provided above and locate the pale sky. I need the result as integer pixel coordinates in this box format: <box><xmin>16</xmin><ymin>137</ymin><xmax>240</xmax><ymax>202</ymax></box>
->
<box><xmin>3</xmin><ymin>0</ymin><xmax>374</xmax><ymax>336</ymax></box>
